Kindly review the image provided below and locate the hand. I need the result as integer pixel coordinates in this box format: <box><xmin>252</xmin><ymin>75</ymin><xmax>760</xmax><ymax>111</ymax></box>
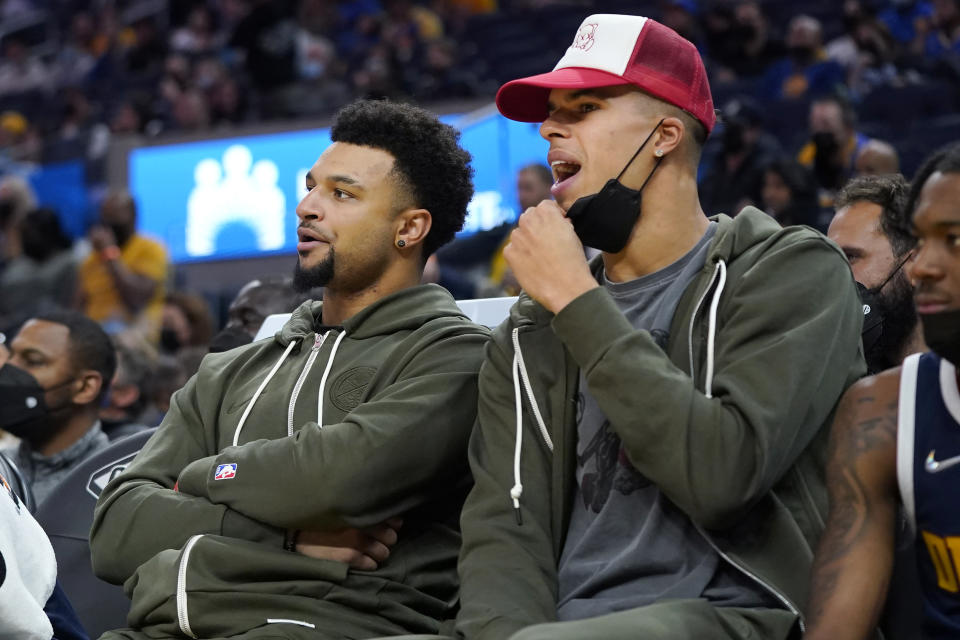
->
<box><xmin>295</xmin><ymin>517</ymin><xmax>403</xmax><ymax>571</ymax></box>
<box><xmin>503</xmin><ymin>200</ymin><xmax>598</xmax><ymax>314</ymax></box>
<box><xmin>89</xmin><ymin>225</ymin><xmax>117</xmax><ymax>252</ymax></box>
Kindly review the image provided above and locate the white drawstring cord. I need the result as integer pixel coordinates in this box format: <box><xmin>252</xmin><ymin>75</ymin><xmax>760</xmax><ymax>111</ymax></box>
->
<box><xmin>316</xmin><ymin>330</ymin><xmax>347</xmax><ymax>428</ymax></box>
<box><xmin>704</xmin><ymin>259</ymin><xmax>727</xmax><ymax>399</ymax></box>
<box><xmin>512</xmin><ymin>329</ymin><xmax>554</xmax><ymax>451</ymax></box>
<box><xmin>233</xmin><ymin>340</ymin><xmax>296</xmax><ymax>447</ymax></box>
<box><xmin>511</xmin><ymin>352</ymin><xmax>524</xmax><ymax>524</ymax></box>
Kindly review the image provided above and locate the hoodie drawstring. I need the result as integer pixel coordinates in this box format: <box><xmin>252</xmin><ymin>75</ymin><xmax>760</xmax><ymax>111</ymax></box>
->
<box><xmin>509</xmin><ymin>327</ymin><xmax>554</xmax><ymax>524</ymax></box>
<box><xmin>234</xmin><ymin>341</ymin><xmax>296</xmax><ymax>447</ymax></box>
<box><xmin>704</xmin><ymin>259</ymin><xmax>727</xmax><ymax>399</ymax></box>
<box><xmin>317</xmin><ymin>331</ymin><xmax>347</xmax><ymax>428</ymax></box>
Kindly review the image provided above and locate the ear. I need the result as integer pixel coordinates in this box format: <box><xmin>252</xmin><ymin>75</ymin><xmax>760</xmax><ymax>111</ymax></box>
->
<box><xmin>395</xmin><ymin>208</ymin><xmax>432</xmax><ymax>252</ymax></box>
<box><xmin>654</xmin><ymin>117</ymin><xmax>685</xmax><ymax>157</ymax></box>
<box><xmin>72</xmin><ymin>370</ymin><xmax>104</xmax><ymax>406</ymax></box>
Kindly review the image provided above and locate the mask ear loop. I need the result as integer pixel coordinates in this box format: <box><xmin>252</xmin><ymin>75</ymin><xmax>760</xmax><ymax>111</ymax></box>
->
<box><xmin>615</xmin><ymin>118</ymin><xmax>667</xmax><ymax>182</ymax></box>
<box><xmin>876</xmin><ymin>251</ymin><xmax>914</xmax><ymax>292</ymax></box>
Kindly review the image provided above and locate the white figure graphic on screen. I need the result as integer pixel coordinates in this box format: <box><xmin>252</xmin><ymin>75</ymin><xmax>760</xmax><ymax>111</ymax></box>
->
<box><xmin>186</xmin><ymin>145</ymin><xmax>286</xmax><ymax>257</ymax></box>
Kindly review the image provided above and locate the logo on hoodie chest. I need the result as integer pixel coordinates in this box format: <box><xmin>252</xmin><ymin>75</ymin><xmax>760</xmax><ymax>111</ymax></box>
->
<box><xmin>330</xmin><ymin>367</ymin><xmax>377</xmax><ymax>412</ymax></box>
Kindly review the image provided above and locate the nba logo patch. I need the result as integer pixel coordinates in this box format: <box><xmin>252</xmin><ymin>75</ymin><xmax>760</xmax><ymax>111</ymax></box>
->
<box><xmin>214</xmin><ymin>463</ymin><xmax>237</xmax><ymax>480</ymax></box>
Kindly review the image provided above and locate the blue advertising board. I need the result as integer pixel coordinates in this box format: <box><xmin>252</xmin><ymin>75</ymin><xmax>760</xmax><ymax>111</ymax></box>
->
<box><xmin>128</xmin><ymin>110</ymin><xmax>548</xmax><ymax>263</ymax></box>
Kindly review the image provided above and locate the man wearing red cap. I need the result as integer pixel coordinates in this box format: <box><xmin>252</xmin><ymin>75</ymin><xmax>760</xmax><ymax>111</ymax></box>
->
<box><xmin>455</xmin><ymin>14</ymin><xmax>865</xmax><ymax>640</ymax></box>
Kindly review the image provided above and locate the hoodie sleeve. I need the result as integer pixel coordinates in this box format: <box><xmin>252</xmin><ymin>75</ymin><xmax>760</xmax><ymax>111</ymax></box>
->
<box><xmin>90</xmin><ymin>365</ymin><xmax>284</xmax><ymax>585</ymax></box>
<box><xmin>551</xmin><ymin>235</ymin><xmax>865</xmax><ymax>531</ymax></box>
<box><xmin>174</xmin><ymin>326</ymin><xmax>488</xmax><ymax>530</ymax></box>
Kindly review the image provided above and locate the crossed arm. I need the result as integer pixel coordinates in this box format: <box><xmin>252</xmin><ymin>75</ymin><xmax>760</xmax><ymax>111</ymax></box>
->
<box><xmin>805</xmin><ymin>370</ymin><xmax>901</xmax><ymax>640</ymax></box>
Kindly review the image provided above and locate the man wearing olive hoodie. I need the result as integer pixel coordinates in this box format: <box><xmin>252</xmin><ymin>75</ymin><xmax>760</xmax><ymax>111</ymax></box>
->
<box><xmin>89</xmin><ymin>100</ymin><xmax>488</xmax><ymax>640</ymax></box>
<box><xmin>455</xmin><ymin>15</ymin><xmax>865</xmax><ymax>640</ymax></box>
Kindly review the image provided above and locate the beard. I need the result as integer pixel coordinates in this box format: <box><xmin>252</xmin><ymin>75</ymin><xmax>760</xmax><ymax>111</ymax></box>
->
<box><xmin>293</xmin><ymin>248</ymin><xmax>335</xmax><ymax>292</ymax></box>
<box><xmin>869</xmin><ymin>271</ymin><xmax>919</xmax><ymax>372</ymax></box>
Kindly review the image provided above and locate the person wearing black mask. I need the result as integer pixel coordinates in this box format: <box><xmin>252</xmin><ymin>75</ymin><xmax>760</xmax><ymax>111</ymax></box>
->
<box><xmin>0</xmin><ymin>207</ymin><xmax>76</xmax><ymax>333</ymax></box>
<box><xmin>0</xmin><ymin>310</ymin><xmax>116</xmax><ymax>505</ymax></box>
<box><xmin>77</xmin><ymin>191</ymin><xmax>169</xmax><ymax>341</ymax></box>
<box><xmin>797</xmin><ymin>94</ymin><xmax>871</xmax><ymax>199</ymax></box>
<box><xmin>699</xmin><ymin>96</ymin><xmax>781</xmax><ymax>216</ymax></box>
<box><xmin>828</xmin><ymin>174</ymin><xmax>925</xmax><ymax>373</ymax></box>
<box><xmin>807</xmin><ymin>141</ymin><xmax>960</xmax><ymax>640</ymax></box>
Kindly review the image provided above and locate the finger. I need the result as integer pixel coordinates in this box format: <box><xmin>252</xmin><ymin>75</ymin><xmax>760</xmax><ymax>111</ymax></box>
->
<box><xmin>363</xmin><ymin>523</ymin><xmax>399</xmax><ymax>547</ymax></box>
<box><xmin>297</xmin><ymin>544</ymin><xmax>378</xmax><ymax>571</ymax></box>
<box><xmin>384</xmin><ymin>517</ymin><xmax>403</xmax><ymax>529</ymax></box>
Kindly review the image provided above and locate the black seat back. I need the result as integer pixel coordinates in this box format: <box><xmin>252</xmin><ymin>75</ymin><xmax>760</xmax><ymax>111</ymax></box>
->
<box><xmin>34</xmin><ymin>429</ymin><xmax>155</xmax><ymax>639</ymax></box>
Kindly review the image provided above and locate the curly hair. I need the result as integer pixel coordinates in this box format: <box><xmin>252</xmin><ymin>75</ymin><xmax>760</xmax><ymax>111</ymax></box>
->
<box><xmin>331</xmin><ymin>99</ymin><xmax>474</xmax><ymax>258</ymax></box>
<box><xmin>835</xmin><ymin>174</ymin><xmax>913</xmax><ymax>257</ymax></box>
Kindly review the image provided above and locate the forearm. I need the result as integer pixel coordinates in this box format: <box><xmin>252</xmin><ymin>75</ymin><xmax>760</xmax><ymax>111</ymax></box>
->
<box><xmin>104</xmin><ymin>258</ymin><xmax>156</xmax><ymax>312</ymax></box>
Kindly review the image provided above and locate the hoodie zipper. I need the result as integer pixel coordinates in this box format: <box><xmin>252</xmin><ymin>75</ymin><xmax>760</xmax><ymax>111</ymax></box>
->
<box><xmin>688</xmin><ymin>261</ymin><xmax>720</xmax><ymax>380</ymax></box>
<box><xmin>694</xmin><ymin>523</ymin><xmax>804</xmax><ymax>631</ymax></box>
<box><xmin>287</xmin><ymin>333</ymin><xmax>327</xmax><ymax>437</ymax></box>
<box><xmin>176</xmin><ymin>534</ymin><xmax>203</xmax><ymax>639</ymax></box>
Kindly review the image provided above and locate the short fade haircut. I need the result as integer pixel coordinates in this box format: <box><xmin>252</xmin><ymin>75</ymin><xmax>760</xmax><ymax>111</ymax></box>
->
<box><xmin>908</xmin><ymin>142</ymin><xmax>960</xmax><ymax>221</ymax></box>
<box><xmin>330</xmin><ymin>100</ymin><xmax>474</xmax><ymax>258</ymax></box>
<box><xmin>32</xmin><ymin>310</ymin><xmax>116</xmax><ymax>403</ymax></box>
<box><xmin>835</xmin><ymin>174</ymin><xmax>914</xmax><ymax>257</ymax></box>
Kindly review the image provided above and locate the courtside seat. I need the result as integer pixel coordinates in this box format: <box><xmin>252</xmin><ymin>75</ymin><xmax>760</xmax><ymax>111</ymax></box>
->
<box><xmin>254</xmin><ymin>296</ymin><xmax>518</xmax><ymax>341</ymax></box>
<box><xmin>34</xmin><ymin>429</ymin><xmax>155</xmax><ymax>639</ymax></box>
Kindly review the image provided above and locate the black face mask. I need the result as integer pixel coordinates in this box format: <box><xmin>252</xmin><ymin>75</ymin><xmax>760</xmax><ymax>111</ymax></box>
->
<box><xmin>208</xmin><ymin>326</ymin><xmax>254</xmax><ymax>354</ymax></box>
<box><xmin>857</xmin><ymin>254</ymin><xmax>916</xmax><ymax>373</ymax></box>
<box><xmin>0</xmin><ymin>363</ymin><xmax>74</xmax><ymax>446</ymax></box>
<box><xmin>160</xmin><ymin>327</ymin><xmax>182</xmax><ymax>354</ymax></box>
<box><xmin>921</xmin><ymin>309</ymin><xmax>960</xmax><ymax>367</ymax></box>
<box><xmin>812</xmin><ymin>131</ymin><xmax>843</xmax><ymax>190</ymax></box>
<box><xmin>108</xmin><ymin>223</ymin><xmax>133</xmax><ymax>248</ymax></box>
<box><xmin>565</xmin><ymin>119</ymin><xmax>665</xmax><ymax>254</ymax></box>
<box><xmin>722</xmin><ymin>122</ymin><xmax>746</xmax><ymax>155</ymax></box>
<box><xmin>788</xmin><ymin>44</ymin><xmax>816</xmax><ymax>65</ymax></box>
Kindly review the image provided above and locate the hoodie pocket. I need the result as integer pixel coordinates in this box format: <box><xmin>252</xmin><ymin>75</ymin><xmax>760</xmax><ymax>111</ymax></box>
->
<box><xmin>127</xmin><ymin>534</ymin><xmax>349</xmax><ymax>638</ymax></box>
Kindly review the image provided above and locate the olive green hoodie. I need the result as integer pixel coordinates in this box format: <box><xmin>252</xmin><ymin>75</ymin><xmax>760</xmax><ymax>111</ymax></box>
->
<box><xmin>456</xmin><ymin>209</ymin><xmax>866</xmax><ymax>639</ymax></box>
<box><xmin>90</xmin><ymin>284</ymin><xmax>489</xmax><ymax>639</ymax></box>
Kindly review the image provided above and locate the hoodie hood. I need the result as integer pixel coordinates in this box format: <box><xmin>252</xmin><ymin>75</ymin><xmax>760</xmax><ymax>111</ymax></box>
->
<box><xmin>277</xmin><ymin>284</ymin><xmax>470</xmax><ymax>346</ymax></box>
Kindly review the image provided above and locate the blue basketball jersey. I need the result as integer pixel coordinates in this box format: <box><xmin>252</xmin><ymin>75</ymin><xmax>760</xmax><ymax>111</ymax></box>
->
<box><xmin>897</xmin><ymin>352</ymin><xmax>960</xmax><ymax>639</ymax></box>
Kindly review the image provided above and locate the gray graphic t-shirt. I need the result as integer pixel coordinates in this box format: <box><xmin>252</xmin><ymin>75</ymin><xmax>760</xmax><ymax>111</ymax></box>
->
<box><xmin>556</xmin><ymin>223</ymin><xmax>772</xmax><ymax>621</ymax></box>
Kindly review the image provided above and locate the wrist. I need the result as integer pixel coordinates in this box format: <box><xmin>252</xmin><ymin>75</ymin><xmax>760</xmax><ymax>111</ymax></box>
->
<box><xmin>546</xmin><ymin>279</ymin><xmax>598</xmax><ymax>314</ymax></box>
<box><xmin>100</xmin><ymin>245</ymin><xmax>121</xmax><ymax>261</ymax></box>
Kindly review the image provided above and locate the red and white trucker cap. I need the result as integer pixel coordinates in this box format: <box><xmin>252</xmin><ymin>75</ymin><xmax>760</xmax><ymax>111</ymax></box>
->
<box><xmin>496</xmin><ymin>14</ymin><xmax>716</xmax><ymax>134</ymax></box>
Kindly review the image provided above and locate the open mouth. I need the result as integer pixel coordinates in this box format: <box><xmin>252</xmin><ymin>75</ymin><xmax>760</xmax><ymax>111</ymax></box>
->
<box><xmin>551</xmin><ymin>160</ymin><xmax>581</xmax><ymax>185</ymax></box>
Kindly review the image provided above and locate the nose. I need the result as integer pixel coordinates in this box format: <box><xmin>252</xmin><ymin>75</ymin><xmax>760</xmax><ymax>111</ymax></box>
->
<box><xmin>295</xmin><ymin>189</ymin><xmax>322</xmax><ymax>222</ymax></box>
<box><xmin>539</xmin><ymin>112</ymin><xmax>571</xmax><ymax>141</ymax></box>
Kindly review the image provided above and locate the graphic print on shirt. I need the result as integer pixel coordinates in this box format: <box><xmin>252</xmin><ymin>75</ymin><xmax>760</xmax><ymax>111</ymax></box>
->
<box><xmin>578</xmin><ymin>416</ymin><xmax>650</xmax><ymax>513</ymax></box>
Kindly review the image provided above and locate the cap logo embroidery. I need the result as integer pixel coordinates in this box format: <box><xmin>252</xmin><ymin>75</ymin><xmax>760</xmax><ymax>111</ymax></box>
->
<box><xmin>572</xmin><ymin>23</ymin><xmax>597</xmax><ymax>51</ymax></box>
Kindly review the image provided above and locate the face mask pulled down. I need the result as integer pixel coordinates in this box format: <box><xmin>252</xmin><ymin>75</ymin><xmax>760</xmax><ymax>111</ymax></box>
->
<box><xmin>565</xmin><ymin>119</ymin><xmax>665</xmax><ymax>254</ymax></box>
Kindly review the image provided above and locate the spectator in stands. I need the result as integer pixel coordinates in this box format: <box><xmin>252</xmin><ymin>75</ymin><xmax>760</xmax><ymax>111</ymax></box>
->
<box><xmin>160</xmin><ymin>292</ymin><xmax>214</xmax><ymax>355</ymax></box>
<box><xmin>457</xmin><ymin>14</ymin><xmax>864</xmax><ymax>640</ymax></box>
<box><xmin>760</xmin><ymin>157</ymin><xmax>824</xmax><ymax>229</ymax></box>
<box><xmin>827</xmin><ymin>2</ymin><xmax>900</xmax><ymax>94</ymax></box>
<box><xmin>229</xmin><ymin>0</ymin><xmax>297</xmax><ymax>96</ymax></box>
<box><xmin>0</xmin><ymin>208</ymin><xmax>77</xmax><ymax>335</ymax></box>
<box><xmin>0</xmin><ymin>176</ymin><xmax>36</xmax><ymax>266</ymax></box>
<box><xmin>208</xmin><ymin>275</ymin><xmax>314</xmax><ymax>353</ymax></box>
<box><xmin>431</xmin><ymin>163</ymin><xmax>553</xmax><ymax>298</ymax></box>
<box><xmin>77</xmin><ymin>191</ymin><xmax>169</xmax><ymax>341</ymax></box>
<box><xmin>0</xmin><ymin>310</ymin><xmax>116</xmax><ymax>505</ymax></box>
<box><xmin>699</xmin><ymin>96</ymin><xmax>781</xmax><ymax>216</ymax></box>
<box><xmin>138</xmin><ymin>354</ymin><xmax>187</xmax><ymax>427</ymax></box>
<box><xmin>797</xmin><ymin>93</ymin><xmax>871</xmax><ymax>196</ymax></box>
<box><xmin>170</xmin><ymin>5</ymin><xmax>220</xmax><ymax>55</ymax></box>
<box><xmin>854</xmin><ymin>138</ymin><xmax>901</xmax><ymax>176</ymax></box>
<box><xmin>880</xmin><ymin>0</ymin><xmax>934</xmax><ymax>50</ymax></box>
<box><xmin>90</xmin><ymin>100</ymin><xmax>488</xmax><ymax>640</ymax></box>
<box><xmin>100</xmin><ymin>340</ymin><xmax>155</xmax><ymax>439</ymax></box>
<box><xmin>829</xmin><ymin>174</ymin><xmax>924</xmax><ymax>373</ymax></box>
<box><xmin>705</xmin><ymin>0</ymin><xmax>785</xmax><ymax>80</ymax></box>
<box><xmin>924</xmin><ymin>0</ymin><xmax>960</xmax><ymax>57</ymax></box>
<box><xmin>56</xmin><ymin>11</ymin><xmax>98</xmax><ymax>87</ymax></box>
<box><xmin>0</xmin><ymin>36</ymin><xmax>51</xmax><ymax>96</ymax></box>
<box><xmin>759</xmin><ymin>15</ymin><xmax>845</xmax><ymax>100</ymax></box>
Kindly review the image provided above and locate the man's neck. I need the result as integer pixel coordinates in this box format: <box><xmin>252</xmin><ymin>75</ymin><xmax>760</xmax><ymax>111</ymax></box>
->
<box><xmin>898</xmin><ymin>324</ymin><xmax>928</xmax><ymax>364</ymax></box>
<box><xmin>602</xmin><ymin>172</ymin><xmax>710</xmax><ymax>282</ymax></box>
<box><xmin>37</xmin><ymin>410</ymin><xmax>99</xmax><ymax>457</ymax></box>
<box><xmin>321</xmin><ymin>264</ymin><xmax>422</xmax><ymax>326</ymax></box>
